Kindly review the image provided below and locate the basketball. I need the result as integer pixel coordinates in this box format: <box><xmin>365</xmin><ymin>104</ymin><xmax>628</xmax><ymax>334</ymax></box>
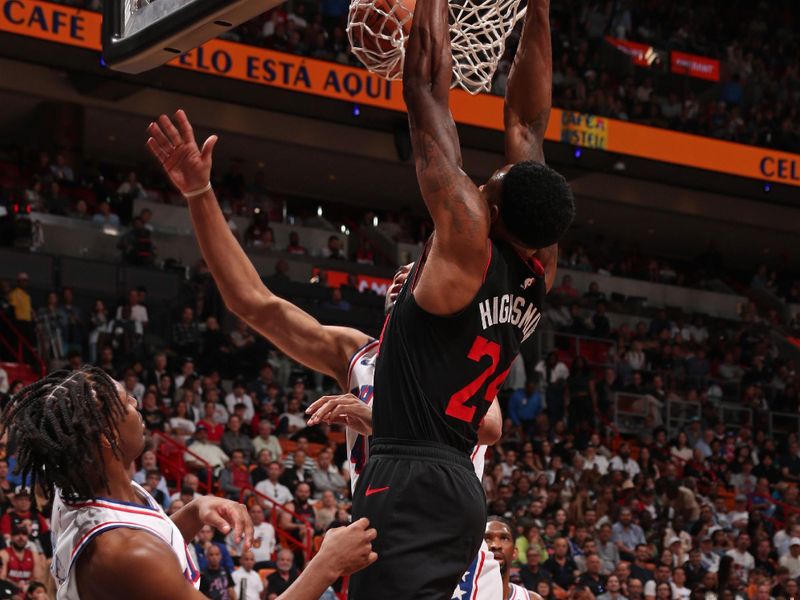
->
<box><xmin>348</xmin><ymin>0</ymin><xmax>416</xmax><ymax>79</ymax></box>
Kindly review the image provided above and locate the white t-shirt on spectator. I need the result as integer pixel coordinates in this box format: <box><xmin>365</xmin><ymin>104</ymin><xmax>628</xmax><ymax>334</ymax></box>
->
<box><xmin>725</xmin><ymin>548</ymin><xmax>754</xmax><ymax>580</ymax></box>
<box><xmin>225</xmin><ymin>393</ymin><xmax>255</xmax><ymax>422</ymax></box>
<box><xmin>184</xmin><ymin>441</ymin><xmax>229</xmax><ymax>472</ymax></box>
<box><xmin>231</xmin><ymin>568</ymin><xmax>264</xmax><ymax>600</ymax></box>
<box><xmin>534</xmin><ymin>360</ymin><xmax>570</xmax><ymax>385</ymax></box>
<box><xmin>774</xmin><ymin>530</ymin><xmax>793</xmax><ymax>557</ymax></box>
<box><xmin>779</xmin><ymin>553</ymin><xmax>800</xmax><ymax>579</ymax></box>
<box><xmin>227</xmin><ymin>522</ymin><xmax>276</xmax><ymax>564</ymax></box>
<box><xmin>584</xmin><ymin>454</ymin><xmax>609</xmax><ymax>475</ymax></box>
<box><xmin>254</xmin><ymin>479</ymin><xmax>293</xmax><ymax>506</ymax></box>
<box><xmin>609</xmin><ymin>456</ymin><xmax>641</xmax><ymax>480</ymax></box>
<box><xmin>117</xmin><ymin>304</ymin><xmax>148</xmax><ymax>327</ymax></box>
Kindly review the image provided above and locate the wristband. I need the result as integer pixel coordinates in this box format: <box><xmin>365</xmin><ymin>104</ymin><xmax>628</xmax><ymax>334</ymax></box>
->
<box><xmin>183</xmin><ymin>182</ymin><xmax>212</xmax><ymax>198</ymax></box>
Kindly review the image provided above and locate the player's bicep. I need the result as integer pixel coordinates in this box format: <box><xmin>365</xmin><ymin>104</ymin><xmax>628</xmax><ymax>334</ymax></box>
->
<box><xmin>76</xmin><ymin>530</ymin><xmax>206</xmax><ymax>600</ymax></box>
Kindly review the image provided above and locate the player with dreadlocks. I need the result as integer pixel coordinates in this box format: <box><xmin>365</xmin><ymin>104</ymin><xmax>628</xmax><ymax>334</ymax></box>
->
<box><xmin>2</xmin><ymin>366</ymin><xmax>377</xmax><ymax>600</ymax></box>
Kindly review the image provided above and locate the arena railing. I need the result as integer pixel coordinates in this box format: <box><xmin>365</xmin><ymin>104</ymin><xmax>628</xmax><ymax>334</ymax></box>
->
<box><xmin>0</xmin><ymin>310</ymin><xmax>46</xmax><ymax>377</ymax></box>
<box><xmin>239</xmin><ymin>485</ymin><xmax>314</xmax><ymax>563</ymax></box>
<box><xmin>152</xmin><ymin>430</ymin><xmax>214</xmax><ymax>495</ymax></box>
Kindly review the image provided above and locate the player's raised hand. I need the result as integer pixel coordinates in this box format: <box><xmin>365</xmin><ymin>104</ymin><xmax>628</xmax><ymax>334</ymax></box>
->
<box><xmin>317</xmin><ymin>518</ymin><xmax>378</xmax><ymax>577</ymax></box>
<box><xmin>305</xmin><ymin>393</ymin><xmax>373</xmax><ymax>436</ymax></box>
<box><xmin>191</xmin><ymin>496</ymin><xmax>254</xmax><ymax>550</ymax></box>
<box><xmin>146</xmin><ymin>109</ymin><xmax>217</xmax><ymax>196</ymax></box>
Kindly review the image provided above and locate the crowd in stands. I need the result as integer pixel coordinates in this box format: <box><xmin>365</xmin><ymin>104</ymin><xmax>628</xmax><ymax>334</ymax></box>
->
<box><xmin>54</xmin><ymin>0</ymin><xmax>800</xmax><ymax>152</ymax></box>
<box><xmin>1</xmin><ymin>244</ymin><xmax>800</xmax><ymax>598</ymax></box>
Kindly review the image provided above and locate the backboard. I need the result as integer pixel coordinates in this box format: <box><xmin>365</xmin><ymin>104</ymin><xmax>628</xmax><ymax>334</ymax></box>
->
<box><xmin>102</xmin><ymin>0</ymin><xmax>283</xmax><ymax>74</ymax></box>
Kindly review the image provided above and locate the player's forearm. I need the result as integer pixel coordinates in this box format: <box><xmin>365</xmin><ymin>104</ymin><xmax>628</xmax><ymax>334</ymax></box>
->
<box><xmin>187</xmin><ymin>189</ymin><xmax>272</xmax><ymax>318</ymax></box>
<box><xmin>402</xmin><ymin>0</ymin><xmax>451</xmax><ymax>101</ymax></box>
<box><xmin>170</xmin><ymin>500</ymin><xmax>205</xmax><ymax>542</ymax></box>
<box><xmin>277</xmin><ymin>554</ymin><xmax>340</xmax><ymax>600</ymax></box>
<box><xmin>504</xmin><ymin>0</ymin><xmax>551</xmax><ymax>160</ymax></box>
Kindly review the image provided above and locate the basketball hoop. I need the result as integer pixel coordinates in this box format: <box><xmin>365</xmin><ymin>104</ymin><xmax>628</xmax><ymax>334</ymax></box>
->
<box><xmin>347</xmin><ymin>0</ymin><xmax>527</xmax><ymax>94</ymax></box>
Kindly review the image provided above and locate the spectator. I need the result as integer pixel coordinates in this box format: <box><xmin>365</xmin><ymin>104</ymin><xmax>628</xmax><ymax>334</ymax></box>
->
<box><xmin>230</xmin><ymin>550</ymin><xmax>263</xmax><ymax>600</ymax></box>
<box><xmin>643</xmin><ymin>564</ymin><xmax>673</xmax><ymax>600</ymax></box>
<box><xmin>554</xmin><ymin>275</ymin><xmax>579</xmax><ymax>297</ymax></box>
<box><xmin>255</xmin><ymin>461</ymin><xmax>293</xmax><ymax>507</ymax></box>
<box><xmin>285</xmin><ymin>231</ymin><xmax>307</xmax><ymax>255</ymax></box>
<box><xmin>579</xmin><ymin>553</ymin><xmax>607</xmax><ymax>596</ymax></box>
<box><xmin>597</xmin><ymin>523</ymin><xmax>620</xmax><ymax>574</ymax></box>
<box><xmin>219</xmin><ymin>449</ymin><xmax>252</xmax><ymax>500</ymax></box>
<box><xmin>519</xmin><ymin>545</ymin><xmax>553</xmax><ymax>590</ymax></box>
<box><xmin>120</xmin><ymin>217</ymin><xmax>156</xmax><ymax>264</ymax></box>
<box><xmin>322</xmin><ymin>287</ymin><xmax>351</xmax><ymax>311</ymax></box>
<box><xmin>8</xmin><ymin>273</ymin><xmax>35</xmax><ymax>345</ymax></box>
<box><xmin>508</xmin><ymin>379</ymin><xmax>543</xmax><ymax>431</ymax></box>
<box><xmin>778</xmin><ymin>538</ymin><xmax>800</xmax><ymax>579</ymax></box>
<box><xmin>266</xmin><ymin>550</ymin><xmax>298</xmax><ymax>599</ymax></box>
<box><xmin>0</xmin><ymin>487</ymin><xmax>51</xmax><ymax>556</ymax></box>
<box><xmin>597</xmin><ymin>574</ymin><xmax>626</xmax><ymax>600</ymax></box>
<box><xmin>220</xmin><ymin>415</ymin><xmax>255</xmax><ymax>462</ymax></box>
<box><xmin>0</xmin><ymin>527</ymin><xmax>43</xmax><ymax>591</ymax></box>
<box><xmin>172</xmin><ymin>307</ymin><xmax>201</xmax><ymax>359</ymax></box>
<box><xmin>224</xmin><ymin>380</ymin><xmax>255</xmax><ymax>423</ymax></box>
<box><xmin>609</xmin><ymin>444</ymin><xmax>641</xmax><ymax>481</ymax></box>
<box><xmin>592</xmin><ymin>302</ymin><xmax>611</xmax><ymax>338</ymax></box>
<box><xmin>278</xmin><ymin>397</ymin><xmax>307</xmax><ymax>436</ymax></box>
<box><xmin>612</xmin><ymin>508</ymin><xmax>646</xmax><ymax>560</ymax></box>
<box><xmin>320</xmin><ymin>235</ymin><xmax>344</xmax><ymax>260</ymax></box>
<box><xmin>199</xmin><ymin>544</ymin><xmax>235</xmax><ymax>600</ymax></box>
<box><xmin>252</xmin><ymin>420</ymin><xmax>282</xmax><ymax>462</ymax></box>
<box><xmin>117</xmin><ymin>171</ymin><xmax>146</xmax><ymax>200</ymax></box>
<box><xmin>314</xmin><ymin>490</ymin><xmax>339</xmax><ymax>532</ymax></box>
<box><xmin>311</xmin><ymin>449</ymin><xmax>346</xmax><ymax>498</ymax></box>
<box><xmin>232</xmin><ymin>504</ymin><xmax>275</xmax><ymax>569</ymax></box>
<box><xmin>725</xmin><ymin>533</ymin><xmax>755</xmax><ymax>582</ymax></box>
<box><xmin>281</xmin><ymin>450</ymin><xmax>314</xmax><ymax>492</ymax></box>
<box><xmin>543</xmin><ymin>537</ymin><xmax>578</xmax><ymax>592</ymax></box>
<box><xmin>185</xmin><ymin>424</ymin><xmax>229</xmax><ymax>477</ymax></box>
<box><xmin>91</xmin><ymin>201</ymin><xmax>120</xmax><ymax>226</ymax></box>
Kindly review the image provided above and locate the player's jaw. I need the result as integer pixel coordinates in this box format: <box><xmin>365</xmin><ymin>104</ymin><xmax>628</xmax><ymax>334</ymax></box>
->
<box><xmin>112</xmin><ymin>381</ymin><xmax>147</xmax><ymax>463</ymax></box>
<box><xmin>384</xmin><ymin>263</ymin><xmax>413</xmax><ymax>314</ymax></box>
<box><xmin>485</xmin><ymin>521</ymin><xmax>515</xmax><ymax>574</ymax></box>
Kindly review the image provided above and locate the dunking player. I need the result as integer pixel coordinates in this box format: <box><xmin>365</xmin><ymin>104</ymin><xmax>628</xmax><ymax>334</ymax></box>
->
<box><xmin>485</xmin><ymin>516</ymin><xmax>542</xmax><ymax>600</ymax></box>
<box><xmin>1</xmin><ymin>368</ymin><xmax>376</xmax><ymax>599</ymax></box>
<box><xmin>350</xmin><ymin>0</ymin><xmax>572</xmax><ymax>593</ymax></box>
<box><xmin>145</xmin><ymin>109</ymin><xmax>502</xmax><ymax>599</ymax></box>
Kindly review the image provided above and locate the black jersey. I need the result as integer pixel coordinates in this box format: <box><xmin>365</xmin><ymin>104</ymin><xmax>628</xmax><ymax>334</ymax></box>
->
<box><xmin>373</xmin><ymin>239</ymin><xmax>546</xmax><ymax>453</ymax></box>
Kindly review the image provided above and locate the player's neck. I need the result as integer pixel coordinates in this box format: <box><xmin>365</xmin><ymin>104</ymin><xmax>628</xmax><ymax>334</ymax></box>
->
<box><xmin>93</xmin><ymin>463</ymin><xmax>141</xmax><ymax>504</ymax></box>
<box><xmin>502</xmin><ymin>573</ymin><xmax>510</xmax><ymax>599</ymax></box>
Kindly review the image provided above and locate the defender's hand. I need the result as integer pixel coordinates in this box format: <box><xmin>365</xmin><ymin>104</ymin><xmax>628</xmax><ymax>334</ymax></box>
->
<box><xmin>316</xmin><ymin>518</ymin><xmax>378</xmax><ymax>578</ymax></box>
<box><xmin>146</xmin><ymin>109</ymin><xmax>217</xmax><ymax>195</ymax></box>
<box><xmin>306</xmin><ymin>394</ymin><xmax>373</xmax><ymax>436</ymax></box>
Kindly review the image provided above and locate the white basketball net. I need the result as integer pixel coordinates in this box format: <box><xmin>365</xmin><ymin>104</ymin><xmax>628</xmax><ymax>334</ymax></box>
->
<box><xmin>347</xmin><ymin>0</ymin><xmax>526</xmax><ymax>94</ymax></box>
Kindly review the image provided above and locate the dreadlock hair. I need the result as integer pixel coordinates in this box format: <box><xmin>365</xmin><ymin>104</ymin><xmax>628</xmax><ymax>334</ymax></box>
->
<box><xmin>1</xmin><ymin>366</ymin><xmax>127</xmax><ymax>502</ymax></box>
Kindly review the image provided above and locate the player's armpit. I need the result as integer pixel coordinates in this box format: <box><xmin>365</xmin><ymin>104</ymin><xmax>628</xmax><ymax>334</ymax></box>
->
<box><xmin>75</xmin><ymin>529</ymin><xmax>206</xmax><ymax>600</ymax></box>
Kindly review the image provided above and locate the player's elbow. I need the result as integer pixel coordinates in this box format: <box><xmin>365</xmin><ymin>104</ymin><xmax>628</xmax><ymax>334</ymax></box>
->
<box><xmin>226</xmin><ymin>290</ymin><xmax>270</xmax><ymax>324</ymax></box>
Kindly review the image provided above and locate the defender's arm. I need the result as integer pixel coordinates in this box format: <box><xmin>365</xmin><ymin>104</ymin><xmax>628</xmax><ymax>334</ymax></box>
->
<box><xmin>403</xmin><ymin>0</ymin><xmax>490</xmax><ymax>314</ymax></box>
<box><xmin>147</xmin><ymin>112</ymin><xmax>368</xmax><ymax>390</ymax></box>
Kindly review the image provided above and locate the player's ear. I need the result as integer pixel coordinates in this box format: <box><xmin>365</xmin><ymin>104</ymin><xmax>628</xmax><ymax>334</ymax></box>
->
<box><xmin>489</xmin><ymin>203</ymin><xmax>500</xmax><ymax>223</ymax></box>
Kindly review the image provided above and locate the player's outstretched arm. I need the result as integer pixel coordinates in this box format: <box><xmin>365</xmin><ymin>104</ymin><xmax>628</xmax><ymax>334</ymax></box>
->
<box><xmin>147</xmin><ymin>112</ymin><xmax>368</xmax><ymax>389</ymax></box>
<box><xmin>403</xmin><ymin>0</ymin><xmax>490</xmax><ymax>315</ymax></box>
<box><xmin>504</xmin><ymin>0</ymin><xmax>551</xmax><ymax>164</ymax></box>
<box><xmin>477</xmin><ymin>400</ymin><xmax>502</xmax><ymax>445</ymax></box>
<box><xmin>277</xmin><ymin>518</ymin><xmax>377</xmax><ymax>600</ymax></box>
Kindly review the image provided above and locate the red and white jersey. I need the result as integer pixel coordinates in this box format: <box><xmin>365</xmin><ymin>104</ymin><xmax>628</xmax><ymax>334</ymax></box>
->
<box><xmin>345</xmin><ymin>339</ymin><xmax>379</xmax><ymax>494</ymax></box>
<box><xmin>5</xmin><ymin>547</ymin><xmax>34</xmax><ymax>588</ymax></box>
<box><xmin>508</xmin><ymin>582</ymin><xmax>532</xmax><ymax>600</ymax></box>
<box><xmin>450</xmin><ymin>541</ymin><xmax>502</xmax><ymax>600</ymax></box>
<box><xmin>50</xmin><ymin>481</ymin><xmax>200</xmax><ymax>599</ymax></box>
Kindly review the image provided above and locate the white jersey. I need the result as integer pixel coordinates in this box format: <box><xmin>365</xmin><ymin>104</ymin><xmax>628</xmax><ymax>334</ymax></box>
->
<box><xmin>346</xmin><ymin>339</ymin><xmax>380</xmax><ymax>494</ymax></box>
<box><xmin>348</xmin><ymin>342</ymin><xmax>500</xmax><ymax>600</ymax></box>
<box><xmin>51</xmin><ymin>481</ymin><xmax>200</xmax><ymax>599</ymax></box>
<box><xmin>451</xmin><ymin>541</ymin><xmax>503</xmax><ymax>600</ymax></box>
<box><xmin>508</xmin><ymin>582</ymin><xmax>531</xmax><ymax>600</ymax></box>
